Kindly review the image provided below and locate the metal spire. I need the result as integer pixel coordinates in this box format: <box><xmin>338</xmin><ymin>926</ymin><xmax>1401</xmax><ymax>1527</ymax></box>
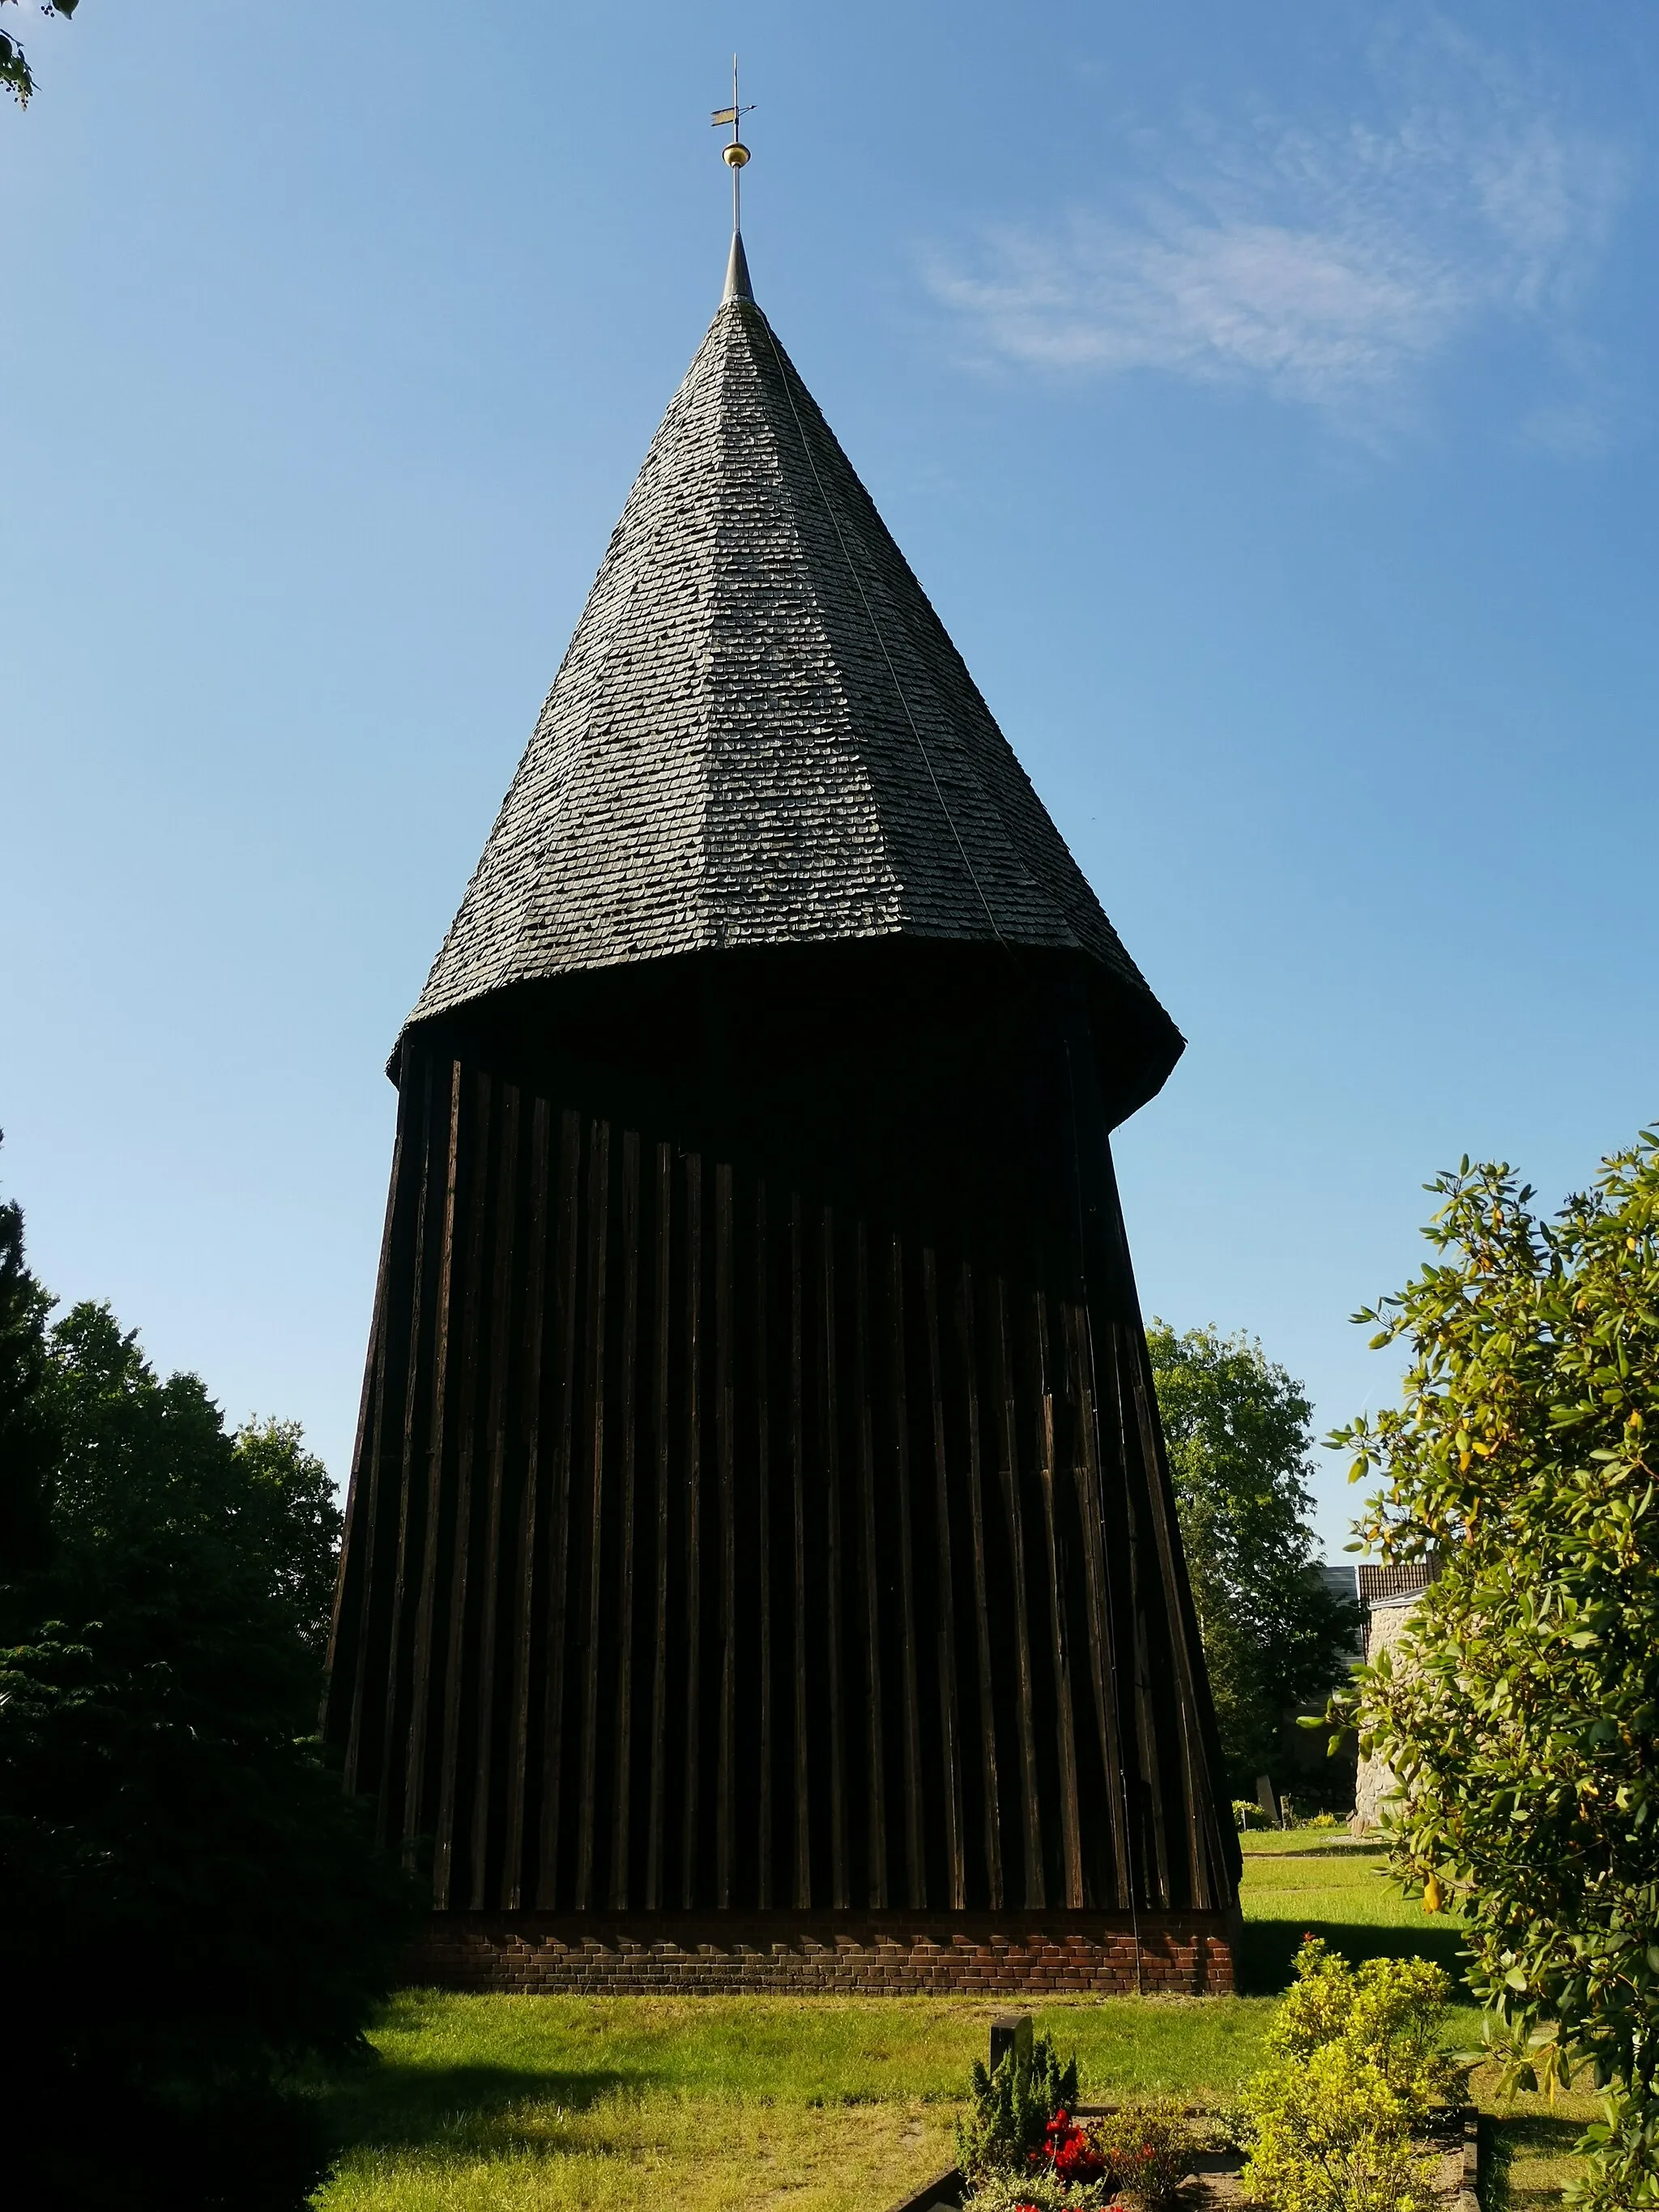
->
<box><xmin>710</xmin><ymin>55</ymin><xmax>755</xmax><ymax>302</ymax></box>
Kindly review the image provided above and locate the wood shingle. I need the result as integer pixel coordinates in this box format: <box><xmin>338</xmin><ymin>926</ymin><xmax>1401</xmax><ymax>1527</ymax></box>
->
<box><xmin>408</xmin><ymin>267</ymin><xmax>1175</xmax><ymax>1072</ymax></box>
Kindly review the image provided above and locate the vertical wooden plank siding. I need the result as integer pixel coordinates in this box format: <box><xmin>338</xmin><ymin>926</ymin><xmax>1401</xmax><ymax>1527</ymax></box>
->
<box><xmin>852</xmin><ymin>1221</ymin><xmax>887</xmax><ymax>1907</ymax></box>
<box><xmin>789</xmin><ymin>1190</ymin><xmax>812</xmax><ymax>1909</ymax></box>
<box><xmin>403</xmin><ymin>1057</ymin><xmax>465</xmax><ymax>1853</ymax></box>
<box><xmin>1060</xmin><ymin>1296</ymin><xmax>1131</xmax><ymax>1912</ymax></box>
<box><xmin>326</xmin><ymin>1008</ymin><xmax>1237</xmax><ymax>1929</ymax></box>
<box><xmin>503</xmin><ymin>1094</ymin><xmax>551</xmax><ymax>1907</ymax></box>
<box><xmin>469</xmin><ymin>1080</ymin><xmax>521</xmax><ymax>1907</ymax></box>
<box><xmin>754</xmin><ymin>1176</ymin><xmax>773</xmax><ymax>1909</ymax></box>
<box><xmin>433</xmin><ymin>1069</ymin><xmax>493</xmax><ymax>1907</ymax></box>
<box><xmin>714</xmin><ymin>1160</ymin><xmax>736</xmax><ymax>1907</ymax></box>
<box><xmin>535</xmin><ymin>1108</ymin><xmax>582</xmax><ymax>1907</ymax></box>
<box><xmin>957</xmin><ymin>1259</ymin><xmax>1004</xmax><ymax>1911</ymax></box>
<box><xmin>680</xmin><ymin>1151</ymin><xmax>703</xmax><ymax>1908</ymax></box>
<box><xmin>989</xmin><ymin>1270</ymin><xmax>1046</xmax><ymax>1908</ymax></box>
<box><xmin>609</xmin><ymin>1127</ymin><xmax>641</xmax><ymax>1907</ymax></box>
<box><xmin>1031</xmin><ymin>1285</ymin><xmax>1085</xmax><ymax>1908</ymax></box>
<box><xmin>923</xmin><ymin>1244</ymin><xmax>966</xmax><ymax>1909</ymax></box>
<box><xmin>1107</xmin><ymin>1328</ymin><xmax>1171</xmax><ymax>1907</ymax></box>
<box><xmin>645</xmin><ymin>1138</ymin><xmax>673</xmax><ymax>1910</ymax></box>
<box><xmin>821</xmin><ymin>1203</ymin><xmax>848</xmax><ymax>1909</ymax></box>
<box><xmin>574</xmin><ymin>1119</ymin><xmax>612</xmax><ymax>1909</ymax></box>
<box><xmin>376</xmin><ymin>1057</ymin><xmax>437</xmax><ymax>1837</ymax></box>
<box><xmin>889</xmin><ymin>1235</ymin><xmax>927</xmax><ymax>1908</ymax></box>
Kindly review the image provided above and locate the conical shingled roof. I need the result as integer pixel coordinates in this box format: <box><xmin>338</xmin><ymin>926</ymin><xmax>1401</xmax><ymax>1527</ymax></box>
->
<box><xmin>408</xmin><ymin>245</ymin><xmax>1180</xmax><ymax>1088</ymax></box>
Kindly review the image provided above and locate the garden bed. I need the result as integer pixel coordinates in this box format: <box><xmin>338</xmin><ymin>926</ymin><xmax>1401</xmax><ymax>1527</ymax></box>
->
<box><xmin>883</xmin><ymin>2105</ymin><xmax>1482</xmax><ymax>2212</ymax></box>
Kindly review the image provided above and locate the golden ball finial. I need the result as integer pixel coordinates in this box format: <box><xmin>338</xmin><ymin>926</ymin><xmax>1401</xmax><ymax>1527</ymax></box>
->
<box><xmin>723</xmin><ymin>141</ymin><xmax>750</xmax><ymax>168</ymax></box>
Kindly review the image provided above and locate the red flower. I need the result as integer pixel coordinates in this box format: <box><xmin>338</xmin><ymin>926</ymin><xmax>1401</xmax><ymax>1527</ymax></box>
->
<box><xmin>1040</xmin><ymin>2110</ymin><xmax>1105</xmax><ymax>2184</ymax></box>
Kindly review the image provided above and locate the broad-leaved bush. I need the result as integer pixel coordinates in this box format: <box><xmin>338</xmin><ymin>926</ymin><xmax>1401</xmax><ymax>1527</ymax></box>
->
<box><xmin>1243</xmin><ymin>2039</ymin><xmax>1437</xmax><ymax>2212</ymax></box>
<box><xmin>1239</xmin><ymin>1939</ymin><xmax>1451</xmax><ymax>2212</ymax></box>
<box><xmin>1328</xmin><ymin>1137</ymin><xmax>1659</xmax><ymax>2211</ymax></box>
<box><xmin>1089</xmin><ymin>2099</ymin><xmax>1196</xmax><ymax>2206</ymax></box>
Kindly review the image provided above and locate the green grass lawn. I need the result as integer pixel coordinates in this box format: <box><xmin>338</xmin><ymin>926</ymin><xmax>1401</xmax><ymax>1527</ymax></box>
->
<box><xmin>314</xmin><ymin>1833</ymin><xmax>1585</xmax><ymax>2210</ymax></box>
<box><xmin>317</xmin><ymin>1993</ymin><xmax>1276</xmax><ymax>2212</ymax></box>
<box><xmin>1234</xmin><ymin>1832</ymin><xmax>1473</xmax><ymax>1999</ymax></box>
<box><xmin>1237</xmin><ymin>1826</ymin><xmax>1380</xmax><ymax>1852</ymax></box>
<box><xmin>1482</xmin><ymin>2099</ymin><xmax>1603</xmax><ymax>2212</ymax></box>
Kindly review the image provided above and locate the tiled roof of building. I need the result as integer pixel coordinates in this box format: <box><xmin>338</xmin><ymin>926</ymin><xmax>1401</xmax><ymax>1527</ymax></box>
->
<box><xmin>1358</xmin><ymin>1559</ymin><xmax>1442</xmax><ymax>1609</ymax></box>
<box><xmin>407</xmin><ymin>239</ymin><xmax>1181</xmax><ymax>1081</ymax></box>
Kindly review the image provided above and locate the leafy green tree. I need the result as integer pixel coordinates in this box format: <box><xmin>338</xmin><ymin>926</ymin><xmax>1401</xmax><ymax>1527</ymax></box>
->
<box><xmin>0</xmin><ymin>1135</ymin><xmax>57</xmax><ymax>1572</ymax></box>
<box><xmin>1149</xmin><ymin>1322</ymin><xmax>1359</xmax><ymax>1796</ymax></box>
<box><xmin>1330</xmin><ymin>1137</ymin><xmax>1659</xmax><ymax>2210</ymax></box>
<box><xmin>1</xmin><ymin>0</ymin><xmax>77</xmax><ymax>108</ymax></box>
<box><xmin>45</xmin><ymin>1300</ymin><xmax>343</xmax><ymax>1665</ymax></box>
<box><xmin>0</xmin><ymin>1169</ymin><xmax>413</xmax><ymax>2210</ymax></box>
<box><xmin>230</xmin><ymin>1416</ymin><xmax>343</xmax><ymax>1665</ymax></box>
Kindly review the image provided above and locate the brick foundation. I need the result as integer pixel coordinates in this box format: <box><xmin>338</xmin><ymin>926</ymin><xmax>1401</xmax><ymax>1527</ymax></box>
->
<box><xmin>404</xmin><ymin>1911</ymin><xmax>1238</xmax><ymax>1996</ymax></box>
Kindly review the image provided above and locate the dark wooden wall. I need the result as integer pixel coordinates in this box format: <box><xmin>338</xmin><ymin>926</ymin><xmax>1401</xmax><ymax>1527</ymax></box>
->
<box><xmin>325</xmin><ymin>943</ymin><xmax>1239</xmax><ymax>1920</ymax></box>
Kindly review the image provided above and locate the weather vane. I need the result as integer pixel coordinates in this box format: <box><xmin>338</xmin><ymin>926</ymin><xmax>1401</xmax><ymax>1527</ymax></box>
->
<box><xmin>710</xmin><ymin>55</ymin><xmax>755</xmax><ymax>232</ymax></box>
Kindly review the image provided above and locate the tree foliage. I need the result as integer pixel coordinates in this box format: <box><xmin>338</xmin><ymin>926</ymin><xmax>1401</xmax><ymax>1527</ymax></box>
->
<box><xmin>0</xmin><ymin>1154</ymin><xmax>412</xmax><ymax>2210</ymax></box>
<box><xmin>1</xmin><ymin>0</ymin><xmax>77</xmax><ymax>108</ymax></box>
<box><xmin>45</xmin><ymin>1299</ymin><xmax>343</xmax><ymax>1664</ymax></box>
<box><xmin>1329</xmin><ymin>1137</ymin><xmax>1659</xmax><ymax>2210</ymax></box>
<box><xmin>1149</xmin><ymin>1323</ymin><xmax>1358</xmax><ymax>1793</ymax></box>
<box><xmin>0</xmin><ymin>1144</ymin><xmax>57</xmax><ymax>1570</ymax></box>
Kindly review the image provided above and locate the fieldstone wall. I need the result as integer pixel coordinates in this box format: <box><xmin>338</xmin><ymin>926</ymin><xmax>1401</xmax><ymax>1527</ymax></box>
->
<box><xmin>1352</xmin><ymin>1595</ymin><xmax>1420</xmax><ymax>1832</ymax></box>
<box><xmin>404</xmin><ymin>1912</ymin><xmax>1237</xmax><ymax>1997</ymax></box>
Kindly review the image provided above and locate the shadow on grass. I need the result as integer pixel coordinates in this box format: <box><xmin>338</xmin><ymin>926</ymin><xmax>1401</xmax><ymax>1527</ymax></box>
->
<box><xmin>1487</xmin><ymin>2112</ymin><xmax>1588</xmax><ymax>2211</ymax></box>
<box><xmin>1238</xmin><ymin>1839</ymin><xmax>1389</xmax><ymax>1858</ymax></box>
<box><xmin>324</xmin><ymin>2061</ymin><xmax>644</xmax><ymax>2153</ymax></box>
<box><xmin>1237</xmin><ymin>1918</ymin><xmax>1470</xmax><ymax>1997</ymax></box>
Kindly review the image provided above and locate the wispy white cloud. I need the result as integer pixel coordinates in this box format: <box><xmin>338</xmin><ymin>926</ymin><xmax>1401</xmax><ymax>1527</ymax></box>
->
<box><xmin>926</xmin><ymin>31</ymin><xmax>1631</xmax><ymax>429</ymax></box>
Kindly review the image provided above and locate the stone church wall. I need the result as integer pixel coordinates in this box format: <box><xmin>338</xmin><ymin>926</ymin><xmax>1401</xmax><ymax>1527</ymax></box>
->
<box><xmin>1352</xmin><ymin>1595</ymin><xmax>1420</xmax><ymax>1832</ymax></box>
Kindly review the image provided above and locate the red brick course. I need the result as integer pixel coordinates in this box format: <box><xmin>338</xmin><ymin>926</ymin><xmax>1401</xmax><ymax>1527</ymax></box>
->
<box><xmin>404</xmin><ymin>1912</ymin><xmax>1238</xmax><ymax>1997</ymax></box>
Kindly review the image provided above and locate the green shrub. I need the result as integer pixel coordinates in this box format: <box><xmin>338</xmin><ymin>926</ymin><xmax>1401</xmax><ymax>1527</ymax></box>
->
<box><xmin>1242</xmin><ymin>2040</ymin><xmax>1437</xmax><ymax>2212</ymax></box>
<box><xmin>955</xmin><ymin>2031</ymin><xmax>1079</xmax><ymax>2182</ymax></box>
<box><xmin>1238</xmin><ymin>1938</ymin><xmax>1454</xmax><ymax>2212</ymax></box>
<box><xmin>962</xmin><ymin>2172</ymin><xmax>1102</xmax><ymax>2212</ymax></box>
<box><xmin>1090</xmin><ymin>2099</ymin><xmax>1196</xmax><ymax>2206</ymax></box>
<box><xmin>1307</xmin><ymin>1811</ymin><xmax>1340</xmax><ymax>1830</ymax></box>
<box><xmin>1234</xmin><ymin>1798</ymin><xmax>1267</xmax><ymax>1830</ymax></box>
<box><xmin>1266</xmin><ymin>1937</ymin><xmax>1456</xmax><ymax>2104</ymax></box>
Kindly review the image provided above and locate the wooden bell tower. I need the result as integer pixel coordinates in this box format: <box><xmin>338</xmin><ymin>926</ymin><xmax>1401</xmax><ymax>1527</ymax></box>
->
<box><xmin>326</xmin><ymin>217</ymin><xmax>1241</xmax><ymax>1994</ymax></box>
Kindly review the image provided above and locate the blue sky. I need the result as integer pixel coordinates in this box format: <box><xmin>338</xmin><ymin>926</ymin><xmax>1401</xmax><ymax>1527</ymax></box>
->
<box><xmin>4</xmin><ymin>2</ymin><xmax>1656</xmax><ymax>1554</ymax></box>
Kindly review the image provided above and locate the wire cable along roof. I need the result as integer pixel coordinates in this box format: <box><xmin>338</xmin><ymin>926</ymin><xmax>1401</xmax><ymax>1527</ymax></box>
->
<box><xmin>408</xmin><ymin>231</ymin><xmax>1181</xmax><ymax>1104</ymax></box>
